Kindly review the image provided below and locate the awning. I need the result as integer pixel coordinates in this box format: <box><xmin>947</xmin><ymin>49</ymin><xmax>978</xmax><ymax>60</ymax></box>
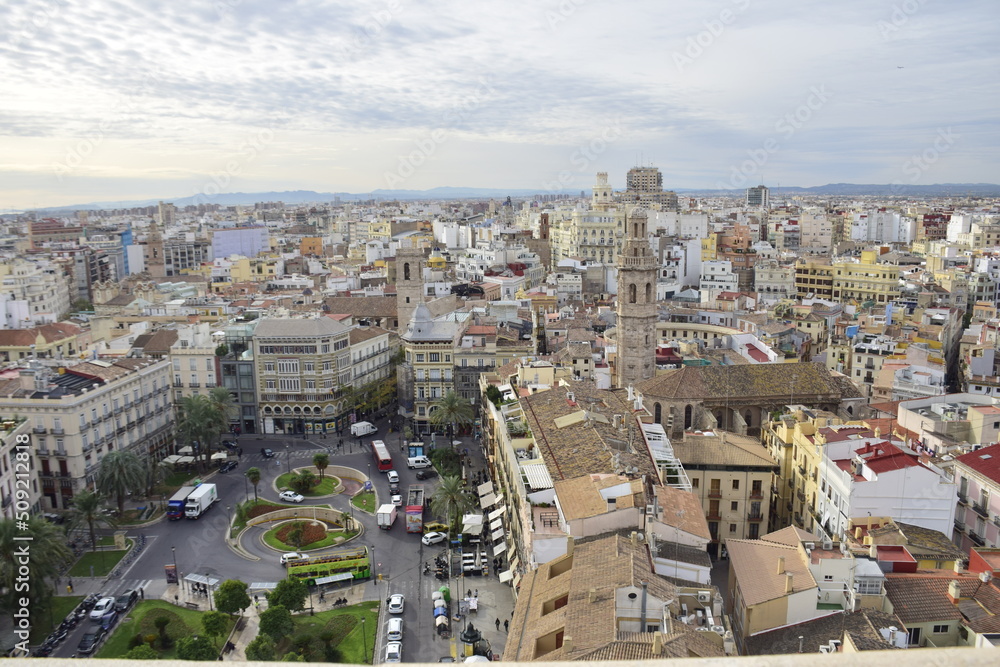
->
<box><xmin>509</xmin><ymin>554</ymin><xmax>520</xmax><ymax>571</ymax></box>
<box><xmin>176</xmin><ymin>456</ymin><xmax>195</xmax><ymax>464</ymax></box>
<box><xmin>249</xmin><ymin>582</ymin><xmax>279</xmax><ymax>590</ymax></box>
<box><xmin>479</xmin><ymin>492</ymin><xmax>497</xmax><ymax>509</ymax></box>
<box><xmin>490</xmin><ymin>518</ymin><xmax>503</xmax><ymax>531</ymax></box>
<box><xmin>211</xmin><ymin>452</ymin><xmax>228</xmax><ymax>461</ymax></box>
<box><xmin>177</xmin><ymin>446</ymin><xmax>194</xmax><ymax>455</ymax></box>
<box><xmin>498</xmin><ymin>570</ymin><xmax>513</xmax><ymax>583</ymax></box>
<box><xmin>466</xmin><ymin>523</ymin><xmax>484</xmax><ymax>536</ymax></box>
<box><xmin>493</xmin><ymin>541</ymin><xmax>508</xmax><ymax>555</ymax></box>
<box><xmin>495</xmin><ymin>493</ymin><xmax>505</xmax><ymax>506</ymax></box>
<box><xmin>491</xmin><ymin>528</ymin><xmax>505</xmax><ymax>542</ymax></box>
<box><xmin>161</xmin><ymin>455</ymin><xmax>181</xmax><ymax>464</ymax></box>
<box><xmin>314</xmin><ymin>573</ymin><xmax>353</xmax><ymax>585</ymax></box>
<box><xmin>487</xmin><ymin>507</ymin><xmax>505</xmax><ymax>521</ymax></box>
<box><xmin>477</xmin><ymin>481</ymin><xmax>494</xmax><ymax>497</ymax></box>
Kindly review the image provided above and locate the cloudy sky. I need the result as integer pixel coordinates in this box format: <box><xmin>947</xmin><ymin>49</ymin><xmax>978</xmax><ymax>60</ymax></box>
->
<box><xmin>1</xmin><ymin>0</ymin><xmax>997</xmax><ymax>209</ymax></box>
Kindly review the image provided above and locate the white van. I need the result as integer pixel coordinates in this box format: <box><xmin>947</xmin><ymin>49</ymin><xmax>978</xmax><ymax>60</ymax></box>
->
<box><xmin>406</xmin><ymin>456</ymin><xmax>432</xmax><ymax>469</ymax></box>
<box><xmin>350</xmin><ymin>421</ymin><xmax>377</xmax><ymax>437</ymax></box>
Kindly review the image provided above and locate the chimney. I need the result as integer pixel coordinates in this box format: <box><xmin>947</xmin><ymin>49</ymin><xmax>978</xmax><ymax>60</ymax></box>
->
<box><xmin>784</xmin><ymin>572</ymin><xmax>794</xmax><ymax>594</ymax></box>
<box><xmin>563</xmin><ymin>636</ymin><xmax>573</xmax><ymax>653</ymax></box>
<box><xmin>566</xmin><ymin>536</ymin><xmax>575</xmax><ymax>557</ymax></box>
<box><xmin>652</xmin><ymin>632</ymin><xmax>663</xmax><ymax>655</ymax></box>
<box><xmin>588</xmin><ymin>588</ymin><xmax>597</xmax><ymax>603</ymax></box>
<box><xmin>631</xmin><ymin>531</ymin><xmax>638</xmax><ymax>547</ymax></box>
<box><xmin>947</xmin><ymin>580</ymin><xmax>962</xmax><ymax>603</ymax></box>
<box><xmin>776</xmin><ymin>556</ymin><xmax>785</xmax><ymax>575</ymax></box>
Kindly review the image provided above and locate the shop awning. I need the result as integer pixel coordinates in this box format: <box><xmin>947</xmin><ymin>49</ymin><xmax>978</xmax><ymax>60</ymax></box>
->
<box><xmin>487</xmin><ymin>507</ymin><xmax>505</xmax><ymax>521</ymax></box>
<box><xmin>490</xmin><ymin>518</ymin><xmax>503</xmax><ymax>531</ymax></box>
<box><xmin>177</xmin><ymin>446</ymin><xmax>194</xmax><ymax>455</ymax></box>
<box><xmin>477</xmin><ymin>481</ymin><xmax>494</xmax><ymax>497</ymax></box>
<box><xmin>479</xmin><ymin>492</ymin><xmax>497</xmax><ymax>509</ymax></box>
<box><xmin>493</xmin><ymin>541</ymin><xmax>508</xmax><ymax>555</ymax></box>
<box><xmin>315</xmin><ymin>573</ymin><xmax>353</xmax><ymax>585</ymax></box>
<box><xmin>498</xmin><ymin>570</ymin><xmax>513</xmax><ymax>583</ymax></box>
<box><xmin>491</xmin><ymin>528</ymin><xmax>505</xmax><ymax>542</ymax></box>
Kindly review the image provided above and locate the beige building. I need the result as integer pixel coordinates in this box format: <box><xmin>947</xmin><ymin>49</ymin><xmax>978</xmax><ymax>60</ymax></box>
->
<box><xmin>673</xmin><ymin>431</ymin><xmax>777</xmax><ymax>554</ymax></box>
<box><xmin>832</xmin><ymin>251</ymin><xmax>901</xmax><ymax>304</ymax></box>
<box><xmin>0</xmin><ymin>419</ymin><xmax>41</xmax><ymax>518</ymax></box>
<box><xmin>169</xmin><ymin>322</ymin><xmax>220</xmax><ymax>406</ymax></box>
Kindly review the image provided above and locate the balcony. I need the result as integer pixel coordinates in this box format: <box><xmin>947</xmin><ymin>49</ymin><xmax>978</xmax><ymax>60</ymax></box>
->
<box><xmin>707</xmin><ymin>510</ymin><xmax>721</xmax><ymax>520</ymax></box>
<box><xmin>748</xmin><ymin>511</ymin><xmax>764</xmax><ymax>522</ymax></box>
<box><xmin>708</xmin><ymin>490</ymin><xmax>722</xmax><ymax>499</ymax></box>
<box><xmin>954</xmin><ymin>519</ymin><xmax>966</xmax><ymax>533</ymax></box>
<box><xmin>969</xmin><ymin>531</ymin><xmax>986</xmax><ymax>547</ymax></box>
<box><xmin>750</xmin><ymin>490</ymin><xmax>765</xmax><ymax>500</ymax></box>
<box><xmin>32</xmin><ymin>425</ymin><xmax>46</xmax><ymax>434</ymax></box>
<box><xmin>173</xmin><ymin>381</ymin><xmax>183</xmax><ymax>388</ymax></box>
<box><xmin>113</xmin><ymin>405</ymin><xmax>122</xmax><ymax>414</ymax></box>
<box><xmin>52</xmin><ymin>427</ymin><xmax>64</xmax><ymax>435</ymax></box>
<box><xmin>796</xmin><ymin>490</ymin><xmax>806</xmax><ymax>502</ymax></box>
<box><xmin>797</xmin><ymin>465</ymin><xmax>806</xmax><ymax>477</ymax></box>
<box><xmin>189</xmin><ymin>382</ymin><xmax>201</xmax><ymax>388</ymax></box>
<box><xmin>794</xmin><ymin>514</ymin><xmax>804</xmax><ymax>527</ymax></box>
<box><xmin>972</xmin><ymin>501</ymin><xmax>990</xmax><ymax>519</ymax></box>
<box><xmin>958</xmin><ymin>493</ymin><xmax>969</xmax><ymax>506</ymax></box>
<box><xmin>36</xmin><ymin>448</ymin><xmax>50</xmax><ymax>456</ymax></box>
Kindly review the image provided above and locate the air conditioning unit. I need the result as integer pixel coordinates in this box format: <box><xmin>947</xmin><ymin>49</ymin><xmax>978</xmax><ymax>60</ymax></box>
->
<box><xmin>822</xmin><ymin>541</ymin><xmax>834</xmax><ymax>550</ymax></box>
<box><xmin>804</xmin><ymin>542</ymin><xmax>816</xmax><ymax>550</ymax></box>
<box><xmin>819</xmin><ymin>646</ymin><xmax>832</xmax><ymax>654</ymax></box>
<box><xmin>711</xmin><ymin>625</ymin><xmax>726</xmax><ymax>635</ymax></box>
<box><xmin>645</xmin><ymin>504</ymin><xmax>656</xmax><ymax>516</ymax></box>
<box><xmin>697</xmin><ymin>591</ymin><xmax>712</xmax><ymax>603</ymax></box>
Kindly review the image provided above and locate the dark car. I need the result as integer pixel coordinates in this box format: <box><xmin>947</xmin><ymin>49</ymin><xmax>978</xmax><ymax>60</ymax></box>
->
<box><xmin>77</xmin><ymin>627</ymin><xmax>106</xmax><ymax>655</ymax></box>
<box><xmin>218</xmin><ymin>460</ymin><xmax>238</xmax><ymax>473</ymax></box>
<box><xmin>388</xmin><ymin>481</ymin><xmax>400</xmax><ymax>495</ymax></box>
<box><xmin>415</xmin><ymin>469</ymin><xmax>437</xmax><ymax>480</ymax></box>
<box><xmin>222</xmin><ymin>440</ymin><xmax>237</xmax><ymax>450</ymax></box>
<box><xmin>261</xmin><ymin>448</ymin><xmax>275</xmax><ymax>458</ymax></box>
<box><xmin>115</xmin><ymin>589</ymin><xmax>138</xmax><ymax>612</ymax></box>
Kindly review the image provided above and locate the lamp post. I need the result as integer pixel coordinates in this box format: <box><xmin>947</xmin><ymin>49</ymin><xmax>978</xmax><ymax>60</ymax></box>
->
<box><xmin>206</xmin><ymin>572</ymin><xmax>213</xmax><ymax>610</ymax></box>
<box><xmin>361</xmin><ymin>617</ymin><xmax>367</xmax><ymax>664</ymax></box>
<box><xmin>285</xmin><ymin>444</ymin><xmax>291</xmax><ymax>475</ymax></box>
<box><xmin>243</xmin><ymin>471</ymin><xmax>249</xmax><ymax>501</ymax></box>
<box><xmin>226</xmin><ymin>505</ymin><xmax>232</xmax><ymax>539</ymax></box>
<box><xmin>172</xmin><ymin>546</ymin><xmax>179</xmax><ymax>591</ymax></box>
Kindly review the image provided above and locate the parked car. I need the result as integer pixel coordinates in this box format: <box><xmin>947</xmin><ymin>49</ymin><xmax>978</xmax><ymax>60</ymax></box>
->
<box><xmin>279</xmin><ymin>490</ymin><xmax>304</xmax><ymax>503</ymax></box>
<box><xmin>222</xmin><ymin>440</ymin><xmax>237</xmax><ymax>450</ymax></box>
<box><xmin>422</xmin><ymin>531</ymin><xmax>447</xmax><ymax>546</ymax></box>
<box><xmin>415</xmin><ymin>469</ymin><xmax>438</xmax><ymax>480</ymax></box>
<box><xmin>387</xmin><ymin>593</ymin><xmax>404</xmax><ymax>614</ymax></box>
<box><xmin>384</xmin><ymin>641</ymin><xmax>402</xmax><ymax>663</ymax></box>
<box><xmin>388</xmin><ymin>481</ymin><xmax>400</xmax><ymax>495</ymax></box>
<box><xmin>280</xmin><ymin>552</ymin><xmax>306</xmax><ymax>565</ymax></box>
<box><xmin>261</xmin><ymin>448</ymin><xmax>275</xmax><ymax>458</ymax></box>
<box><xmin>99</xmin><ymin>609</ymin><xmax>118</xmax><ymax>630</ymax></box>
<box><xmin>77</xmin><ymin>627</ymin><xmax>106</xmax><ymax>655</ymax></box>
<box><xmin>386</xmin><ymin>470</ymin><xmax>400</xmax><ymax>484</ymax></box>
<box><xmin>114</xmin><ymin>589</ymin><xmax>138</xmax><ymax>612</ymax></box>
<box><xmin>89</xmin><ymin>597</ymin><xmax>115</xmax><ymax>620</ymax></box>
<box><xmin>386</xmin><ymin>617</ymin><xmax>403</xmax><ymax>641</ymax></box>
<box><xmin>218</xmin><ymin>460</ymin><xmax>238</xmax><ymax>473</ymax></box>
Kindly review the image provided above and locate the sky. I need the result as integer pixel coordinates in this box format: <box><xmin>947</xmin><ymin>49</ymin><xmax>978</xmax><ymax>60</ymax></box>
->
<box><xmin>1</xmin><ymin>0</ymin><xmax>998</xmax><ymax>209</ymax></box>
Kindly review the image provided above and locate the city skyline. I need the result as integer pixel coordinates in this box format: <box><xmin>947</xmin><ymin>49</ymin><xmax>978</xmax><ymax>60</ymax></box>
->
<box><xmin>2</xmin><ymin>0</ymin><xmax>997</xmax><ymax>209</ymax></box>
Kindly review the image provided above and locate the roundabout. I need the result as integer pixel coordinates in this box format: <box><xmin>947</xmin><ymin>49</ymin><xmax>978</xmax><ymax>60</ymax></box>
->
<box><xmin>262</xmin><ymin>516</ymin><xmax>359</xmax><ymax>552</ymax></box>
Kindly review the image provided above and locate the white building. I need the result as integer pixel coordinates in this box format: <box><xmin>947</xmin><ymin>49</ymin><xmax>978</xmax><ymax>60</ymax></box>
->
<box><xmin>0</xmin><ymin>258</ymin><xmax>72</xmax><ymax>328</ymax></box>
<box><xmin>699</xmin><ymin>260</ymin><xmax>739</xmax><ymax>304</ymax></box>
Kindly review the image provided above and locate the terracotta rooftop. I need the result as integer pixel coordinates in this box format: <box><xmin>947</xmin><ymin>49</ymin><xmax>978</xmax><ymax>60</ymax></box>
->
<box><xmin>636</xmin><ymin>361</ymin><xmax>863</xmax><ymax>401</ymax></box>
<box><xmin>955</xmin><ymin>442</ymin><xmax>1000</xmax><ymax>483</ymax></box>
<box><xmin>0</xmin><ymin>322</ymin><xmax>83</xmax><ymax>347</ymax></box>
<box><xmin>673</xmin><ymin>431</ymin><xmax>778</xmax><ymax>469</ymax></box>
<box><xmin>745</xmin><ymin>608</ymin><xmax>906</xmax><ymax>655</ymax></box>
<box><xmin>321</xmin><ymin>295</ymin><xmax>397</xmax><ymax>318</ymax></box>
<box><xmin>654</xmin><ymin>486</ymin><xmax>711</xmax><ymax>541</ymax></box>
<box><xmin>883</xmin><ymin>571</ymin><xmax>1000</xmax><ymax>629</ymax></box>
<box><xmin>726</xmin><ymin>537</ymin><xmax>817</xmax><ymax>607</ymax></box>
<box><xmin>554</xmin><ymin>474</ymin><xmax>642</xmax><ymax>522</ymax></box>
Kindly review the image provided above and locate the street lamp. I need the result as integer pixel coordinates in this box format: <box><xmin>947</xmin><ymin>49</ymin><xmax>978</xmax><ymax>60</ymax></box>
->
<box><xmin>172</xmin><ymin>546</ymin><xmax>179</xmax><ymax>591</ymax></box>
<box><xmin>286</xmin><ymin>444</ymin><xmax>291</xmax><ymax>475</ymax></box>
<box><xmin>206</xmin><ymin>572</ymin><xmax>213</xmax><ymax>610</ymax></box>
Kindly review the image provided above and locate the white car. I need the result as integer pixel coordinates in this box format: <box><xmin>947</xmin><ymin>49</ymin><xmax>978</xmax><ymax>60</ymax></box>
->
<box><xmin>280</xmin><ymin>552</ymin><xmax>306</xmax><ymax>565</ymax></box>
<box><xmin>385</xmin><ymin>641</ymin><xmax>402</xmax><ymax>663</ymax></box>
<box><xmin>386</xmin><ymin>470</ymin><xmax>400</xmax><ymax>484</ymax></box>
<box><xmin>279</xmin><ymin>490</ymin><xmax>304</xmax><ymax>503</ymax></box>
<box><xmin>386</xmin><ymin>617</ymin><xmax>403</xmax><ymax>641</ymax></box>
<box><xmin>391</xmin><ymin>493</ymin><xmax>402</xmax><ymax>506</ymax></box>
<box><xmin>387</xmin><ymin>593</ymin><xmax>404</xmax><ymax>614</ymax></box>
<box><xmin>422</xmin><ymin>531</ymin><xmax>447</xmax><ymax>546</ymax></box>
<box><xmin>89</xmin><ymin>597</ymin><xmax>115</xmax><ymax>620</ymax></box>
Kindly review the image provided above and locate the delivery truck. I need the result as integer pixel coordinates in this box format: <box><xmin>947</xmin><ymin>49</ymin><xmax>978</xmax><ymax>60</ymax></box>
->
<box><xmin>351</xmin><ymin>421</ymin><xmax>377</xmax><ymax>437</ymax></box>
<box><xmin>376</xmin><ymin>504</ymin><xmax>397</xmax><ymax>530</ymax></box>
<box><xmin>185</xmin><ymin>483</ymin><xmax>218</xmax><ymax>519</ymax></box>
<box><xmin>167</xmin><ymin>486</ymin><xmax>197</xmax><ymax>520</ymax></box>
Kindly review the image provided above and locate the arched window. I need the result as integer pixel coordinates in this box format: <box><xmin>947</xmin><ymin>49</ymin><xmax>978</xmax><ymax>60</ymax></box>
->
<box><xmin>654</xmin><ymin>402</ymin><xmax>662</xmax><ymax>423</ymax></box>
<box><xmin>403</xmin><ymin>262</ymin><xmax>410</xmax><ymax>280</ymax></box>
<box><xmin>645</xmin><ymin>282</ymin><xmax>652</xmax><ymax>302</ymax></box>
<box><xmin>629</xmin><ymin>284</ymin><xmax>637</xmax><ymax>304</ymax></box>
<box><xmin>684</xmin><ymin>404</ymin><xmax>693</xmax><ymax>429</ymax></box>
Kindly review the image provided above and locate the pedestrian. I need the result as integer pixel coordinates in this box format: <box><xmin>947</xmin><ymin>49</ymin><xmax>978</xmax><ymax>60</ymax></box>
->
<box><xmin>139</xmin><ymin>588</ymin><xmax>144</xmax><ymax>599</ymax></box>
<box><xmin>66</xmin><ymin>584</ymin><xmax>73</xmax><ymax>594</ymax></box>
<box><xmin>504</xmin><ymin>619</ymin><xmax>509</xmax><ymax>632</ymax></box>
<box><xmin>254</xmin><ymin>594</ymin><xmax>259</xmax><ymax>602</ymax></box>
<box><xmin>496</xmin><ymin>618</ymin><xmax>501</xmax><ymax>631</ymax></box>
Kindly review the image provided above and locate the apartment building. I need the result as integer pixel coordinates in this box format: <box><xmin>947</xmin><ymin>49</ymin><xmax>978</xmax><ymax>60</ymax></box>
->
<box><xmin>0</xmin><ymin>357</ymin><xmax>173</xmax><ymax>510</ymax></box>
<box><xmin>169</xmin><ymin>322</ymin><xmax>221</xmax><ymax>405</ymax></box>
<box><xmin>794</xmin><ymin>258</ymin><xmax>835</xmax><ymax>299</ymax></box>
<box><xmin>399</xmin><ymin>304</ymin><xmax>464</xmax><ymax>435</ymax></box>
<box><xmin>832</xmin><ymin>251</ymin><xmax>901</xmax><ymax>304</ymax></box>
<box><xmin>0</xmin><ymin>419</ymin><xmax>40</xmax><ymax>518</ymax></box>
<box><xmin>673</xmin><ymin>431</ymin><xmax>777</xmax><ymax>553</ymax></box>
<box><xmin>699</xmin><ymin>260</ymin><xmax>739</xmax><ymax>303</ymax></box>
<box><xmin>952</xmin><ymin>443</ymin><xmax>1000</xmax><ymax>553</ymax></box>
<box><xmin>0</xmin><ymin>258</ymin><xmax>72</xmax><ymax>327</ymax></box>
<box><xmin>454</xmin><ymin>323</ymin><xmax>496</xmax><ymax>409</ymax></box>
<box><xmin>218</xmin><ymin>320</ymin><xmax>259</xmax><ymax>435</ymax></box>
<box><xmin>253</xmin><ymin>317</ymin><xmax>352</xmax><ymax>435</ymax></box>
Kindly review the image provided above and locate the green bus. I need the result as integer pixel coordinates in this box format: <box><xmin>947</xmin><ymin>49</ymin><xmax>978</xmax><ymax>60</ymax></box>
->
<box><xmin>286</xmin><ymin>545</ymin><xmax>371</xmax><ymax>586</ymax></box>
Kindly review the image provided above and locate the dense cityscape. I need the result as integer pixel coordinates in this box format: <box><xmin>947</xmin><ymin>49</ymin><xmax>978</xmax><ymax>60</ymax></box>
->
<box><xmin>0</xmin><ymin>174</ymin><xmax>1000</xmax><ymax>662</ymax></box>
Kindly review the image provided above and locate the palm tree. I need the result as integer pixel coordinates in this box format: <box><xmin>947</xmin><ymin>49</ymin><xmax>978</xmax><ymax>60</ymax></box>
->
<box><xmin>289</xmin><ymin>470</ymin><xmax>317</xmax><ymax>495</ymax></box>
<box><xmin>96</xmin><ymin>450</ymin><xmax>146</xmax><ymax>514</ymax></box>
<box><xmin>67</xmin><ymin>488</ymin><xmax>115</xmax><ymax>550</ymax></box>
<box><xmin>0</xmin><ymin>515</ymin><xmax>71</xmax><ymax>613</ymax></box>
<box><xmin>313</xmin><ymin>452</ymin><xmax>329</xmax><ymax>480</ymax></box>
<box><xmin>430</xmin><ymin>475</ymin><xmax>475</xmax><ymax>536</ymax></box>
<box><xmin>177</xmin><ymin>395</ymin><xmax>213</xmax><ymax>470</ymax></box>
<box><xmin>245</xmin><ymin>467</ymin><xmax>261</xmax><ymax>502</ymax></box>
<box><xmin>207</xmin><ymin>387</ymin><xmax>239</xmax><ymax>445</ymax></box>
<box><xmin>429</xmin><ymin>391</ymin><xmax>475</xmax><ymax>445</ymax></box>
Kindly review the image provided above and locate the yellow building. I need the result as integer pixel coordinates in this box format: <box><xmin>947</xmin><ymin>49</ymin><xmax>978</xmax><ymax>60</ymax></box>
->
<box><xmin>832</xmin><ymin>251</ymin><xmax>901</xmax><ymax>304</ymax></box>
<box><xmin>700</xmin><ymin>233</ymin><xmax>718</xmax><ymax>261</ymax></box>
<box><xmin>793</xmin><ymin>258</ymin><xmax>834</xmax><ymax>299</ymax></box>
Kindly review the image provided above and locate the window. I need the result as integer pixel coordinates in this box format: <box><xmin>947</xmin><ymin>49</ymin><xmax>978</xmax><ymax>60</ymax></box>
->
<box><xmin>277</xmin><ymin>359</ymin><xmax>299</xmax><ymax>374</ymax></box>
<box><xmin>731</xmin><ymin>501</ymin><xmax>738</xmax><ymax>511</ymax></box>
<box><xmin>932</xmin><ymin>625</ymin><xmax>949</xmax><ymax>634</ymax></box>
<box><xmin>729</xmin><ymin>523</ymin><xmax>737</xmax><ymax>533</ymax></box>
<box><xmin>189</xmin><ymin>358</ymin><xmax>197</xmax><ymax>371</ymax></box>
<box><xmin>265</xmin><ymin>379</ymin><xmax>275</xmax><ymax>390</ymax></box>
<box><xmin>305</xmin><ymin>379</ymin><xmax>315</xmax><ymax>390</ymax></box>
<box><xmin>264</xmin><ymin>361</ymin><xmax>275</xmax><ymax>372</ymax></box>
<box><xmin>691</xmin><ymin>478</ymin><xmax>699</xmax><ymax>488</ymax></box>
<box><xmin>173</xmin><ymin>358</ymin><xmax>180</xmax><ymax>370</ymax></box>
<box><xmin>278</xmin><ymin>378</ymin><xmax>300</xmax><ymax>392</ymax></box>
<box><xmin>416</xmin><ymin>354</ymin><xmax>425</xmax><ymax>362</ymax></box>
<box><xmin>732</xmin><ymin>479</ymin><xmax>740</xmax><ymax>490</ymax></box>
<box><xmin>304</xmin><ymin>361</ymin><xmax>314</xmax><ymax>372</ymax></box>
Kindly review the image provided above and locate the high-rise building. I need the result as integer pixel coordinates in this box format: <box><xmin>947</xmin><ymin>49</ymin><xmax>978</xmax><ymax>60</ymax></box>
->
<box><xmin>746</xmin><ymin>185</ymin><xmax>770</xmax><ymax>209</ymax></box>
<box><xmin>395</xmin><ymin>243</ymin><xmax>426</xmax><ymax>332</ymax></box>
<box><xmin>615</xmin><ymin>208</ymin><xmax>657</xmax><ymax>388</ymax></box>
<box><xmin>620</xmin><ymin>165</ymin><xmax>678</xmax><ymax>210</ymax></box>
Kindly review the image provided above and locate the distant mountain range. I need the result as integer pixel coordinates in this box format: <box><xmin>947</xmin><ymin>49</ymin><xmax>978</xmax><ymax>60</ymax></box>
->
<box><xmin>26</xmin><ymin>183</ymin><xmax>1000</xmax><ymax>212</ymax></box>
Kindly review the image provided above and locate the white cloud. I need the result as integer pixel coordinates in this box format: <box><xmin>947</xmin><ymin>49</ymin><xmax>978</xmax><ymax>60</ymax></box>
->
<box><xmin>0</xmin><ymin>0</ymin><xmax>996</xmax><ymax>207</ymax></box>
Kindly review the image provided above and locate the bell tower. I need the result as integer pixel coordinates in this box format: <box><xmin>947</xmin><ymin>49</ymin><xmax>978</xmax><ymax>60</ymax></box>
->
<box><xmin>395</xmin><ymin>242</ymin><xmax>426</xmax><ymax>332</ymax></box>
<box><xmin>615</xmin><ymin>208</ymin><xmax>658</xmax><ymax>388</ymax></box>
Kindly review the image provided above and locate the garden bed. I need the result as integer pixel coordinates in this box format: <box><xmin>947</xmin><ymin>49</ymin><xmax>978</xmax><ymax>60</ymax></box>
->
<box><xmin>95</xmin><ymin>599</ymin><xmax>235</xmax><ymax>659</ymax></box>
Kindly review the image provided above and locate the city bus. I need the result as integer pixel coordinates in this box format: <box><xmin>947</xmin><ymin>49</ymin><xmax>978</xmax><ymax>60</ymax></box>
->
<box><xmin>286</xmin><ymin>545</ymin><xmax>371</xmax><ymax>586</ymax></box>
<box><xmin>371</xmin><ymin>439</ymin><xmax>393</xmax><ymax>472</ymax></box>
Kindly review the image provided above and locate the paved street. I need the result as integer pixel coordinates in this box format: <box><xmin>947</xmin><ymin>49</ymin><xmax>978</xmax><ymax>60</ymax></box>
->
<box><xmin>46</xmin><ymin>414</ymin><xmax>515</xmax><ymax>661</ymax></box>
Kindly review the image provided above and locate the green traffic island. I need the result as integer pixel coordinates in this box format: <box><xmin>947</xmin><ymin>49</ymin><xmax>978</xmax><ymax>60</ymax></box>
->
<box><xmin>262</xmin><ymin>519</ymin><xmax>359</xmax><ymax>552</ymax></box>
<box><xmin>350</xmin><ymin>491</ymin><xmax>376</xmax><ymax>514</ymax></box>
<box><xmin>95</xmin><ymin>599</ymin><xmax>237</xmax><ymax>660</ymax></box>
<box><xmin>68</xmin><ymin>539</ymin><xmax>133</xmax><ymax>577</ymax></box>
<box><xmin>274</xmin><ymin>468</ymin><xmax>341</xmax><ymax>497</ymax></box>
<box><xmin>248</xmin><ymin>600</ymin><xmax>379</xmax><ymax>663</ymax></box>
<box><xmin>231</xmin><ymin>499</ymin><xmax>307</xmax><ymax>535</ymax></box>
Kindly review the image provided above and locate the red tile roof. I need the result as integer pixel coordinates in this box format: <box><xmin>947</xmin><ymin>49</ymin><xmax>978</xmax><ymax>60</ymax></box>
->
<box><xmin>955</xmin><ymin>442</ymin><xmax>1000</xmax><ymax>484</ymax></box>
<box><xmin>855</xmin><ymin>441</ymin><xmax>922</xmax><ymax>474</ymax></box>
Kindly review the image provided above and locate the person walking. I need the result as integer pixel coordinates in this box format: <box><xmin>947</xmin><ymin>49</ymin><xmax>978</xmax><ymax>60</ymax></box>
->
<box><xmin>504</xmin><ymin>619</ymin><xmax>509</xmax><ymax>632</ymax></box>
<box><xmin>495</xmin><ymin>618</ymin><xmax>501</xmax><ymax>631</ymax></box>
